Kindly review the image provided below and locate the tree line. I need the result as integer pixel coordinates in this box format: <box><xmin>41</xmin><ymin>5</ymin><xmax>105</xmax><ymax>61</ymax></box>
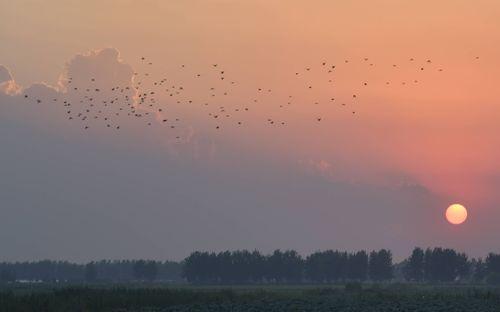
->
<box><xmin>1</xmin><ymin>248</ymin><xmax>500</xmax><ymax>284</ymax></box>
<box><xmin>182</xmin><ymin>249</ymin><xmax>392</xmax><ymax>284</ymax></box>
<box><xmin>0</xmin><ymin>260</ymin><xmax>182</xmax><ymax>283</ymax></box>
<box><xmin>182</xmin><ymin>248</ymin><xmax>500</xmax><ymax>284</ymax></box>
<box><xmin>402</xmin><ymin>247</ymin><xmax>500</xmax><ymax>284</ymax></box>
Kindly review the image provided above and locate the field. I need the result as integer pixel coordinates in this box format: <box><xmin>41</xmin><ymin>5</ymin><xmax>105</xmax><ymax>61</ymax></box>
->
<box><xmin>0</xmin><ymin>283</ymin><xmax>500</xmax><ymax>312</ymax></box>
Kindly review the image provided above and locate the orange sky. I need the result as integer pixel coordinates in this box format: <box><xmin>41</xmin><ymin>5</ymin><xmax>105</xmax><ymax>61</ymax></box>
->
<box><xmin>2</xmin><ymin>0</ymin><xmax>500</xmax><ymax>205</ymax></box>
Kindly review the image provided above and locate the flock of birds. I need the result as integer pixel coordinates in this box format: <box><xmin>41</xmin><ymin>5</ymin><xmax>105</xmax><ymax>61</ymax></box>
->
<box><xmin>21</xmin><ymin>55</ymin><xmax>481</xmax><ymax>140</ymax></box>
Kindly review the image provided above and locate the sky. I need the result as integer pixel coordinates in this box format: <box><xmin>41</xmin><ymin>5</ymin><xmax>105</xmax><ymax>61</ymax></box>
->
<box><xmin>1</xmin><ymin>0</ymin><xmax>500</xmax><ymax>262</ymax></box>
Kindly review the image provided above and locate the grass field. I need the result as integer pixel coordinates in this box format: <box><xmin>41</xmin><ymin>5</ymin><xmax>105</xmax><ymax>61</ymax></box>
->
<box><xmin>0</xmin><ymin>283</ymin><xmax>499</xmax><ymax>312</ymax></box>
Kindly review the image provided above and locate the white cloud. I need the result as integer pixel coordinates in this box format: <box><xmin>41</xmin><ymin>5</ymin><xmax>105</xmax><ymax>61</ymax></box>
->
<box><xmin>0</xmin><ymin>65</ymin><xmax>21</xmax><ymax>95</ymax></box>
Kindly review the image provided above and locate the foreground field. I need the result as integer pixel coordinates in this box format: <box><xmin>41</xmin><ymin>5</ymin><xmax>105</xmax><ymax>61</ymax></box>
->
<box><xmin>0</xmin><ymin>284</ymin><xmax>499</xmax><ymax>312</ymax></box>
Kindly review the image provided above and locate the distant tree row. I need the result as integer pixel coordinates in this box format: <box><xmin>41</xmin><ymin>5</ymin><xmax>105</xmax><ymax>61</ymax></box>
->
<box><xmin>403</xmin><ymin>247</ymin><xmax>500</xmax><ymax>283</ymax></box>
<box><xmin>182</xmin><ymin>249</ymin><xmax>392</xmax><ymax>284</ymax></box>
<box><xmin>183</xmin><ymin>248</ymin><xmax>500</xmax><ymax>285</ymax></box>
<box><xmin>0</xmin><ymin>260</ymin><xmax>182</xmax><ymax>283</ymax></box>
<box><xmin>2</xmin><ymin>248</ymin><xmax>500</xmax><ymax>285</ymax></box>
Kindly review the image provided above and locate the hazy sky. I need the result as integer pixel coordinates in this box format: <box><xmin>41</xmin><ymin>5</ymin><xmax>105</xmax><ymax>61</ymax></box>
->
<box><xmin>1</xmin><ymin>0</ymin><xmax>500</xmax><ymax>262</ymax></box>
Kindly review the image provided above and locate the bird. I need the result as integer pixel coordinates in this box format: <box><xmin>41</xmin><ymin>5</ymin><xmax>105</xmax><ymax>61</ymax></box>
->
<box><xmin>58</xmin><ymin>53</ymin><xmax>453</xmax><ymax>136</ymax></box>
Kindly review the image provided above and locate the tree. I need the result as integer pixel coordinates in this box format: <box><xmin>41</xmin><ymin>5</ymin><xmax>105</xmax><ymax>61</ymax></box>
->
<box><xmin>133</xmin><ymin>260</ymin><xmax>158</xmax><ymax>282</ymax></box>
<box><xmin>486</xmin><ymin>253</ymin><xmax>500</xmax><ymax>274</ymax></box>
<box><xmin>182</xmin><ymin>252</ymin><xmax>200</xmax><ymax>283</ymax></box>
<box><xmin>230</xmin><ymin>250</ymin><xmax>252</xmax><ymax>283</ymax></box>
<box><xmin>248</xmin><ymin>250</ymin><xmax>266</xmax><ymax>283</ymax></box>
<box><xmin>305</xmin><ymin>250</ymin><xmax>349</xmax><ymax>283</ymax></box>
<box><xmin>84</xmin><ymin>262</ymin><xmax>98</xmax><ymax>282</ymax></box>
<box><xmin>471</xmin><ymin>258</ymin><xmax>486</xmax><ymax>283</ymax></box>
<box><xmin>455</xmin><ymin>252</ymin><xmax>471</xmax><ymax>281</ymax></box>
<box><xmin>329</xmin><ymin>251</ymin><xmax>349</xmax><ymax>282</ymax></box>
<box><xmin>281</xmin><ymin>250</ymin><xmax>303</xmax><ymax>283</ymax></box>
<box><xmin>404</xmin><ymin>247</ymin><xmax>424</xmax><ymax>282</ymax></box>
<box><xmin>347</xmin><ymin>251</ymin><xmax>368</xmax><ymax>281</ymax></box>
<box><xmin>182</xmin><ymin>251</ymin><xmax>219</xmax><ymax>284</ymax></box>
<box><xmin>216</xmin><ymin>251</ymin><xmax>232</xmax><ymax>283</ymax></box>
<box><xmin>266</xmin><ymin>250</ymin><xmax>284</xmax><ymax>283</ymax></box>
<box><xmin>265</xmin><ymin>249</ymin><xmax>303</xmax><ymax>283</ymax></box>
<box><xmin>0</xmin><ymin>268</ymin><xmax>16</xmax><ymax>283</ymax></box>
<box><xmin>157</xmin><ymin>261</ymin><xmax>183</xmax><ymax>282</ymax></box>
<box><xmin>423</xmin><ymin>248</ymin><xmax>470</xmax><ymax>282</ymax></box>
<box><xmin>369</xmin><ymin>249</ymin><xmax>393</xmax><ymax>281</ymax></box>
<box><xmin>145</xmin><ymin>261</ymin><xmax>158</xmax><ymax>281</ymax></box>
<box><xmin>485</xmin><ymin>253</ymin><xmax>500</xmax><ymax>284</ymax></box>
<box><xmin>305</xmin><ymin>251</ymin><xmax>328</xmax><ymax>283</ymax></box>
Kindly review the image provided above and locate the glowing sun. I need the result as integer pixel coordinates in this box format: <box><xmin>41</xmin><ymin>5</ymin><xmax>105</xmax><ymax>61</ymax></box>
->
<box><xmin>445</xmin><ymin>204</ymin><xmax>468</xmax><ymax>225</ymax></box>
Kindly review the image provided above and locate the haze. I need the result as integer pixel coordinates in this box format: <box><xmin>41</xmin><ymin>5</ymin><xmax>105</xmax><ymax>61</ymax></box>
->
<box><xmin>1</xmin><ymin>0</ymin><xmax>500</xmax><ymax>262</ymax></box>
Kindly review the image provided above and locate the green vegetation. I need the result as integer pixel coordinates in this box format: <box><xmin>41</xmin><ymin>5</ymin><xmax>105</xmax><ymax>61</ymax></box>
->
<box><xmin>0</xmin><ymin>284</ymin><xmax>499</xmax><ymax>312</ymax></box>
<box><xmin>2</xmin><ymin>248</ymin><xmax>500</xmax><ymax>310</ymax></box>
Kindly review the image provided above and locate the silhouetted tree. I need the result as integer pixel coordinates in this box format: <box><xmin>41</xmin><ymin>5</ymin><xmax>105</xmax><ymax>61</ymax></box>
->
<box><xmin>133</xmin><ymin>260</ymin><xmax>158</xmax><ymax>282</ymax></box>
<box><xmin>369</xmin><ymin>249</ymin><xmax>393</xmax><ymax>281</ymax></box>
<box><xmin>84</xmin><ymin>262</ymin><xmax>97</xmax><ymax>282</ymax></box>
<box><xmin>403</xmin><ymin>247</ymin><xmax>425</xmax><ymax>282</ymax></box>
<box><xmin>455</xmin><ymin>252</ymin><xmax>471</xmax><ymax>280</ymax></box>
<box><xmin>423</xmin><ymin>248</ymin><xmax>470</xmax><ymax>282</ymax></box>
<box><xmin>305</xmin><ymin>251</ymin><xmax>328</xmax><ymax>283</ymax></box>
<box><xmin>485</xmin><ymin>253</ymin><xmax>500</xmax><ymax>285</ymax></box>
<box><xmin>486</xmin><ymin>253</ymin><xmax>500</xmax><ymax>274</ymax></box>
<box><xmin>305</xmin><ymin>250</ymin><xmax>348</xmax><ymax>283</ymax></box>
<box><xmin>248</xmin><ymin>250</ymin><xmax>266</xmax><ymax>283</ymax></box>
<box><xmin>266</xmin><ymin>250</ymin><xmax>303</xmax><ymax>283</ymax></box>
<box><xmin>281</xmin><ymin>250</ymin><xmax>303</xmax><ymax>283</ymax></box>
<box><xmin>182</xmin><ymin>251</ymin><xmax>217</xmax><ymax>284</ymax></box>
<box><xmin>157</xmin><ymin>261</ymin><xmax>183</xmax><ymax>282</ymax></box>
<box><xmin>0</xmin><ymin>268</ymin><xmax>16</xmax><ymax>283</ymax></box>
<box><xmin>0</xmin><ymin>260</ymin><xmax>180</xmax><ymax>283</ymax></box>
<box><xmin>347</xmin><ymin>251</ymin><xmax>368</xmax><ymax>281</ymax></box>
<box><xmin>471</xmin><ymin>258</ymin><xmax>486</xmax><ymax>283</ymax></box>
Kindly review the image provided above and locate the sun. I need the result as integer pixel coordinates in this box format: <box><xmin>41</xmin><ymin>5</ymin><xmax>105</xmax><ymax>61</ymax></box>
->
<box><xmin>445</xmin><ymin>204</ymin><xmax>468</xmax><ymax>225</ymax></box>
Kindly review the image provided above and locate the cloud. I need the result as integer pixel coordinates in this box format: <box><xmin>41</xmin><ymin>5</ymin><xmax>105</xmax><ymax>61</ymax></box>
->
<box><xmin>1</xmin><ymin>49</ymin><xmax>135</xmax><ymax>137</ymax></box>
<box><xmin>300</xmin><ymin>158</ymin><xmax>336</xmax><ymax>179</ymax></box>
<box><xmin>0</xmin><ymin>65</ymin><xmax>13</xmax><ymax>83</ymax></box>
<box><xmin>1</xmin><ymin>47</ymin><xmax>218</xmax><ymax>162</ymax></box>
<box><xmin>58</xmin><ymin>48</ymin><xmax>135</xmax><ymax>94</ymax></box>
<box><xmin>0</xmin><ymin>65</ymin><xmax>21</xmax><ymax>95</ymax></box>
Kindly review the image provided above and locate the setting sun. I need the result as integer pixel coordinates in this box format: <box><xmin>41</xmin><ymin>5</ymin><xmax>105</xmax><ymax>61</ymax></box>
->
<box><xmin>445</xmin><ymin>204</ymin><xmax>468</xmax><ymax>225</ymax></box>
